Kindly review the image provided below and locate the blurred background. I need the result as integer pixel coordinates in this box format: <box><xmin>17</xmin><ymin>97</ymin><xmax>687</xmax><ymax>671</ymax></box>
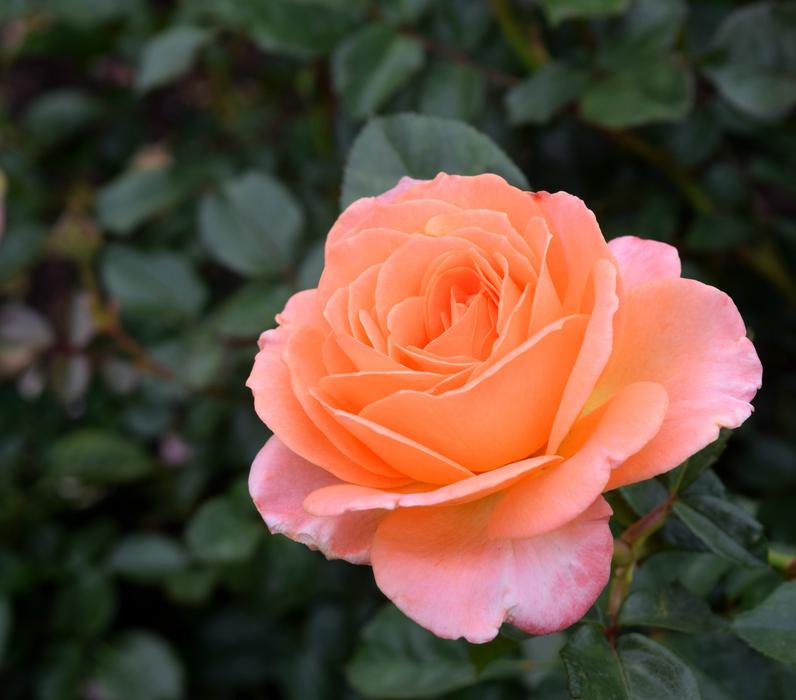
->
<box><xmin>1</xmin><ymin>1</ymin><xmax>794</xmax><ymax>698</ymax></box>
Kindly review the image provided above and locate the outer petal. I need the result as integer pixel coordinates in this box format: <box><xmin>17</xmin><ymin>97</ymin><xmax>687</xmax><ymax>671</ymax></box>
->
<box><xmin>370</xmin><ymin>496</ymin><xmax>613</xmax><ymax>643</ymax></box>
<box><xmin>609</xmin><ymin>236</ymin><xmax>681</xmax><ymax>290</ymax></box>
<box><xmin>601</xmin><ymin>277</ymin><xmax>762</xmax><ymax>489</ymax></box>
<box><xmin>488</xmin><ymin>382</ymin><xmax>668</xmax><ymax>539</ymax></box>
<box><xmin>303</xmin><ymin>454</ymin><xmax>561</xmax><ymax>516</ymax></box>
<box><xmin>249</xmin><ymin>437</ymin><xmax>385</xmax><ymax>564</ymax></box>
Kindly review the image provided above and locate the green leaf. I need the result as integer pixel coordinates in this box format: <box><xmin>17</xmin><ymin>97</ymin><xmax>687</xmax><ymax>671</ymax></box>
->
<box><xmin>185</xmin><ymin>496</ymin><xmax>262</xmax><ymax>564</ymax></box>
<box><xmin>673</xmin><ymin>496</ymin><xmax>767</xmax><ymax>568</ymax></box>
<box><xmin>136</xmin><ymin>26</ymin><xmax>209</xmax><ymax>92</ymax></box>
<box><xmin>198</xmin><ymin>170</ymin><xmax>303</xmax><ymax>278</ymax></box>
<box><xmin>703</xmin><ymin>3</ymin><xmax>796</xmax><ymax>122</ymax></box>
<box><xmin>560</xmin><ymin>626</ymin><xmax>627</xmax><ymax>699</ymax></box>
<box><xmin>53</xmin><ymin>571</ymin><xmax>114</xmax><ymax>639</ymax></box>
<box><xmin>47</xmin><ymin>429</ymin><xmax>151</xmax><ymax>484</ymax></box>
<box><xmin>664</xmin><ymin>431</ymin><xmax>731</xmax><ymax>492</ymax></box>
<box><xmin>96</xmin><ymin>168</ymin><xmax>185</xmax><ymax>236</ymax></box>
<box><xmin>164</xmin><ymin>568</ymin><xmax>217</xmax><ymax>606</ymax></box>
<box><xmin>107</xmin><ymin>534</ymin><xmax>188</xmax><ymax>582</ymax></box>
<box><xmin>663</xmin><ymin>631</ymin><xmax>788</xmax><ymax>700</ymax></box>
<box><xmin>537</xmin><ymin>0</ymin><xmax>629</xmax><ymax>25</ymax></box>
<box><xmin>618</xmin><ymin>634</ymin><xmax>701</xmax><ymax>700</ymax></box>
<box><xmin>191</xmin><ymin>0</ymin><xmax>362</xmax><ymax>57</ymax></box>
<box><xmin>506</xmin><ymin>61</ymin><xmax>588</xmax><ymax>125</ymax></box>
<box><xmin>102</xmin><ymin>245</ymin><xmax>207</xmax><ymax>320</ymax></box>
<box><xmin>580</xmin><ymin>55</ymin><xmax>693</xmax><ymax>128</ymax></box>
<box><xmin>210</xmin><ymin>282</ymin><xmax>291</xmax><ymax>338</ymax></box>
<box><xmin>91</xmin><ymin>631</ymin><xmax>184</xmax><ymax>700</ymax></box>
<box><xmin>377</xmin><ymin>0</ymin><xmax>436</xmax><ymax>24</ymax></box>
<box><xmin>619</xmin><ymin>583</ymin><xmax>724</xmax><ymax>634</ymax></box>
<box><xmin>346</xmin><ymin>605</ymin><xmax>478</xmax><ymax>698</ymax></box>
<box><xmin>0</xmin><ymin>222</ymin><xmax>46</xmax><ymax>284</ymax></box>
<box><xmin>152</xmin><ymin>330</ymin><xmax>223</xmax><ymax>390</ymax></box>
<box><xmin>342</xmin><ymin>113</ymin><xmax>528</xmax><ymax>207</ymax></box>
<box><xmin>23</xmin><ymin>89</ymin><xmax>101</xmax><ymax>146</ymax></box>
<box><xmin>561</xmin><ymin>626</ymin><xmax>701</xmax><ymax>699</ymax></box>
<box><xmin>332</xmin><ymin>23</ymin><xmax>424</xmax><ymax>119</ymax></box>
<box><xmin>419</xmin><ymin>61</ymin><xmax>486</xmax><ymax>122</ymax></box>
<box><xmin>732</xmin><ymin>580</ymin><xmax>796</xmax><ymax>665</ymax></box>
<box><xmin>603</xmin><ymin>0</ymin><xmax>688</xmax><ymax>65</ymax></box>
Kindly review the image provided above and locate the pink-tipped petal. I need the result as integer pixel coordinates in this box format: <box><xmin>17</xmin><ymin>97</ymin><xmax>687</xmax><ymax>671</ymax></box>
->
<box><xmin>609</xmin><ymin>236</ymin><xmax>681</xmax><ymax>290</ymax></box>
<box><xmin>370</xmin><ymin>496</ymin><xmax>613</xmax><ymax>643</ymax></box>
<box><xmin>601</xmin><ymin>277</ymin><xmax>762</xmax><ymax>489</ymax></box>
<box><xmin>249</xmin><ymin>437</ymin><xmax>385</xmax><ymax>564</ymax></box>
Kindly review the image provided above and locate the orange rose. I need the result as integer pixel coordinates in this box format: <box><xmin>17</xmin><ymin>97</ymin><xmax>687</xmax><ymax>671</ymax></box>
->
<box><xmin>247</xmin><ymin>173</ymin><xmax>761</xmax><ymax>642</ymax></box>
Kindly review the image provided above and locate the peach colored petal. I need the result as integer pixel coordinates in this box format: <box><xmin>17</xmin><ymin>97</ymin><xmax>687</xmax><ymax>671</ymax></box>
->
<box><xmin>599</xmin><ymin>278</ymin><xmax>762</xmax><ymax>489</ymax></box>
<box><xmin>394</xmin><ymin>173</ymin><xmax>544</xmax><ymax>240</ymax></box>
<box><xmin>361</xmin><ymin>315</ymin><xmax>588</xmax><ymax>472</ymax></box>
<box><xmin>314</xmin><ymin>396</ymin><xmax>475</xmax><ymax>484</ymax></box>
<box><xmin>327</xmin><ymin>196</ymin><xmax>459</xmax><ymax>249</ymax></box>
<box><xmin>489</xmin><ymin>382</ymin><xmax>668</xmax><ymax>539</ymax></box>
<box><xmin>347</xmin><ymin>264</ymin><xmax>381</xmax><ymax>345</ymax></box>
<box><xmin>424</xmin><ymin>291</ymin><xmax>496</xmax><ymax>360</ymax></box>
<box><xmin>250</xmin><ymin>437</ymin><xmax>384</xmax><ymax>564</ymax></box>
<box><xmin>334</xmin><ymin>333</ymin><xmax>405</xmax><ymax>372</ymax></box>
<box><xmin>527</xmin><ymin>219</ymin><xmax>565</xmax><ymax>336</ymax></box>
<box><xmin>318</xmin><ymin>370</ymin><xmax>442</xmax><ymax>414</ymax></box>
<box><xmin>283</xmin><ymin>326</ymin><xmax>409</xmax><ymax>481</ymax></box>
<box><xmin>488</xmin><ymin>283</ymin><xmax>534</xmax><ymax>364</ymax></box>
<box><xmin>532</xmin><ymin>192</ymin><xmax>612</xmax><ymax>312</ymax></box>
<box><xmin>248</xmin><ymin>328</ymin><xmax>399</xmax><ymax>487</ymax></box>
<box><xmin>370</xmin><ymin>496</ymin><xmax>613</xmax><ymax>643</ymax></box>
<box><xmin>425</xmin><ymin>211</ymin><xmax>537</xmax><ymax>276</ymax></box>
<box><xmin>323</xmin><ymin>286</ymin><xmax>353</xmax><ymax>336</ymax></box>
<box><xmin>304</xmin><ymin>453</ymin><xmax>561</xmax><ymax>516</ymax></box>
<box><xmin>393</xmin><ymin>344</ymin><xmax>478</xmax><ymax>374</ymax></box>
<box><xmin>608</xmin><ymin>235</ymin><xmax>681</xmax><ymax>290</ymax></box>
<box><xmin>375</xmin><ymin>235</ymin><xmax>474</xmax><ymax>329</ymax></box>
<box><xmin>547</xmin><ymin>259</ymin><xmax>619</xmax><ymax>453</ymax></box>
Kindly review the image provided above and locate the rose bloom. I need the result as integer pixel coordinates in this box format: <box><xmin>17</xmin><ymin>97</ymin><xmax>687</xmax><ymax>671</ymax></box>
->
<box><xmin>247</xmin><ymin>174</ymin><xmax>761</xmax><ymax>642</ymax></box>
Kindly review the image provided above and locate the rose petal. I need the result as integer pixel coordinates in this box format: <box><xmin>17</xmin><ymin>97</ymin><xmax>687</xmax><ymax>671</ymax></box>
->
<box><xmin>532</xmin><ymin>191</ymin><xmax>612</xmax><ymax>312</ymax></box>
<box><xmin>370</xmin><ymin>496</ymin><xmax>613</xmax><ymax>642</ymax></box>
<box><xmin>315</xmin><ymin>396</ymin><xmax>476</xmax><ymax>484</ymax></box>
<box><xmin>248</xmin><ymin>299</ymin><xmax>402</xmax><ymax>488</ymax></box>
<box><xmin>488</xmin><ymin>381</ymin><xmax>668</xmax><ymax>539</ymax></box>
<box><xmin>547</xmin><ymin>259</ymin><xmax>619</xmax><ymax>453</ymax></box>
<box><xmin>284</xmin><ymin>326</ymin><xmax>409</xmax><ymax>481</ymax></box>
<box><xmin>394</xmin><ymin>173</ymin><xmax>544</xmax><ymax>241</ymax></box>
<box><xmin>599</xmin><ymin>277</ymin><xmax>762</xmax><ymax>489</ymax></box>
<box><xmin>361</xmin><ymin>315</ymin><xmax>587</xmax><ymax>472</ymax></box>
<box><xmin>609</xmin><ymin>236</ymin><xmax>681</xmax><ymax>290</ymax></box>
<box><xmin>249</xmin><ymin>437</ymin><xmax>385</xmax><ymax>564</ymax></box>
<box><xmin>303</xmin><ymin>453</ymin><xmax>561</xmax><ymax>516</ymax></box>
<box><xmin>318</xmin><ymin>370</ymin><xmax>442</xmax><ymax>414</ymax></box>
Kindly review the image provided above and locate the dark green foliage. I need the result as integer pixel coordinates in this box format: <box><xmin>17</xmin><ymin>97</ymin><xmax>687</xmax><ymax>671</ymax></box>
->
<box><xmin>1</xmin><ymin>1</ymin><xmax>795</xmax><ymax>698</ymax></box>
